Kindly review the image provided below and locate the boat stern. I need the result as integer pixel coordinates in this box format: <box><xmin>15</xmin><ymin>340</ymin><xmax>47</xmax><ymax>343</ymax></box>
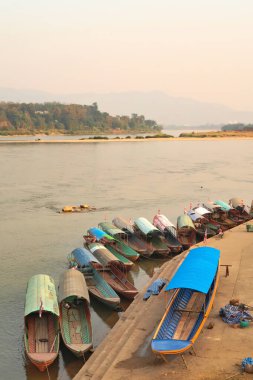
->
<box><xmin>151</xmin><ymin>338</ymin><xmax>191</xmax><ymax>355</ymax></box>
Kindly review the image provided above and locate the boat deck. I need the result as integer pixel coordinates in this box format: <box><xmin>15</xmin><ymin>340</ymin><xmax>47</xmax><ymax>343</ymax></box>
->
<box><xmin>173</xmin><ymin>292</ymin><xmax>205</xmax><ymax>340</ymax></box>
<box><xmin>27</xmin><ymin>313</ymin><xmax>56</xmax><ymax>354</ymax></box>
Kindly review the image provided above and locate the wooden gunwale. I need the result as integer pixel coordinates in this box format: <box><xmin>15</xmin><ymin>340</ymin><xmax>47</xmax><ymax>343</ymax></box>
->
<box><xmin>152</xmin><ymin>263</ymin><xmax>220</xmax><ymax>355</ymax></box>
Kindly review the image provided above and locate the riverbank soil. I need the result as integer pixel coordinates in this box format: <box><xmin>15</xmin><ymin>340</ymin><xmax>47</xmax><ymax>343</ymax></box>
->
<box><xmin>74</xmin><ymin>221</ymin><xmax>253</xmax><ymax>380</ymax></box>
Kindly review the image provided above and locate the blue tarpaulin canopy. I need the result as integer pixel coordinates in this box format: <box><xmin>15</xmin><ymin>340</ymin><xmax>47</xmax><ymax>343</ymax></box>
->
<box><xmin>165</xmin><ymin>246</ymin><xmax>220</xmax><ymax>294</ymax></box>
<box><xmin>88</xmin><ymin>227</ymin><xmax>114</xmax><ymax>241</ymax></box>
<box><xmin>71</xmin><ymin>247</ymin><xmax>99</xmax><ymax>267</ymax></box>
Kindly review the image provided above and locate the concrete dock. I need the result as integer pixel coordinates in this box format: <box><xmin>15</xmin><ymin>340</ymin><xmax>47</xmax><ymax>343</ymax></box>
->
<box><xmin>74</xmin><ymin>221</ymin><xmax>253</xmax><ymax>380</ymax></box>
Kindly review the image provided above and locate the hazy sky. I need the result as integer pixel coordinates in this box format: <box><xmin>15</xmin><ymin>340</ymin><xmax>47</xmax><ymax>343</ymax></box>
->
<box><xmin>1</xmin><ymin>0</ymin><xmax>253</xmax><ymax>110</ymax></box>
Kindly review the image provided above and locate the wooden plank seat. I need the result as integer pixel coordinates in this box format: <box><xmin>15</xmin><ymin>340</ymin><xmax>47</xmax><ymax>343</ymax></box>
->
<box><xmin>173</xmin><ymin>292</ymin><xmax>205</xmax><ymax>341</ymax></box>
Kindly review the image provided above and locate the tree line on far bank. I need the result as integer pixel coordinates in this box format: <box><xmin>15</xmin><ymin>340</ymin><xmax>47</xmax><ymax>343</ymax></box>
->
<box><xmin>0</xmin><ymin>102</ymin><xmax>162</xmax><ymax>135</ymax></box>
<box><xmin>221</xmin><ymin>123</ymin><xmax>253</xmax><ymax>131</ymax></box>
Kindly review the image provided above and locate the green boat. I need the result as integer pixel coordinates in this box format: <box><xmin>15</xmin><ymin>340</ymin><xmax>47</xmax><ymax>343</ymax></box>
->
<box><xmin>106</xmin><ymin>245</ymin><xmax>134</xmax><ymax>271</ymax></box>
<box><xmin>133</xmin><ymin>217</ymin><xmax>171</xmax><ymax>257</ymax></box>
<box><xmin>58</xmin><ymin>269</ymin><xmax>93</xmax><ymax>357</ymax></box>
<box><xmin>88</xmin><ymin>226</ymin><xmax>140</xmax><ymax>262</ymax></box>
<box><xmin>87</xmin><ymin>241</ymin><xmax>133</xmax><ymax>271</ymax></box>
<box><xmin>24</xmin><ymin>274</ymin><xmax>60</xmax><ymax>372</ymax></box>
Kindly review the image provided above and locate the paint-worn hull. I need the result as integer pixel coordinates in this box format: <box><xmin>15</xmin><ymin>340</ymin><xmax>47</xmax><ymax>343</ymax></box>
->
<box><xmin>26</xmin><ymin>351</ymin><xmax>58</xmax><ymax>372</ymax></box>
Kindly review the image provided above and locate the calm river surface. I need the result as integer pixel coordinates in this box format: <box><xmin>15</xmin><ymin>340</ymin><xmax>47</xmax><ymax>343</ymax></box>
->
<box><xmin>0</xmin><ymin>139</ymin><xmax>252</xmax><ymax>380</ymax></box>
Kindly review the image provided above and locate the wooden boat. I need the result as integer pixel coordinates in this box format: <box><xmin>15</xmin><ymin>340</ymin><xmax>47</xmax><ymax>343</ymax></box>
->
<box><xmin>67</xmin><ymin>248</ymin><xmax>121</xmax><ymax>309</ymax></box>
<box><xmin>105</xmin><ymin>245</ymin><xmax>134</xmax><ymax>271</ymax></box>
<box><xmin>177</xmin><ymin>215</ymin><xmax>196</xmax><ymax>248</ymax></box>
<box><xmin>133</xmin><ymin>217</ymin><xmax>171</xmax><ymax>257</ymax></box>
<box><xmin>84</xmin><ymin>229</ymin><xmax>134</xmax><ymax>270</ymax></box>
<box><xmin>112</xmin><ymin>217</ymin><xmax>153</xmax><ymax>257</ymax></box>
<box><xmin>192</xmin><ymin>206</ymin><xmax>220</xmax><ymax>233</ymax></box>
<box><xmin>58</xmin><ymin>269</ymin><xmax>93</xmax><ymax>357</ymax></box>
<box><xmin>153</xmin><ymin>213</ymin><xmax>182</xmax><ymax>254</ymax></box>
<box><xmin>87</xmin><ymin>242</ymin><xmax>124</xmax><ymax>271</ymax></box>
<box><xmin>213</xmin><ymin>200</ymin><xmax>241</xmax><ymax>227</ymax></box>
<box><xmin>187</xmin><ymin>210</ymin><xmax>217</xmax><ymax>240</ymax></box>
<box><xmin>87</xmin><ymin>226</ymin><xmax>140</xmax><ymax>262</ymax></box>
<box><xmin>24</xmin><ymin>274</ymin><xmax>60</xmax><ymax>372</ymax></box>
<box><xmin>82</xmin><ymin>247</ymin><xmax>138</xmax><ymax>300</ymax></box>
<box><xmin>229</xmin><ymin>197</ymin><xmax>252</xmax><ymax>221</ymax></box>
<box><xmin>204</xmin><ymin>202</ymin><xmax>238</xmax><ymax>229</ymax></box>
<box><xmin>151</xmin><ymin>246</ymin><xmax>220</xmax><ymax>358</ymax></box>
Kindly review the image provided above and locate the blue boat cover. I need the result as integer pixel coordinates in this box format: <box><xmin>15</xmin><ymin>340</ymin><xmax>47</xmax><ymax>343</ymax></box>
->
<box><xmin>165</xmin><ymin>246</ymin><xmax>220</xmax><ymax>294</ymax></box>
<box><xmin>71</xmin><ymin>247</ymin><xmax>99</xmax><ymax>266</ymax></box>
<box><xmin>88</xmin><ymin>227</ymin><xmax>114</xmax><ymax>241</ymax></box>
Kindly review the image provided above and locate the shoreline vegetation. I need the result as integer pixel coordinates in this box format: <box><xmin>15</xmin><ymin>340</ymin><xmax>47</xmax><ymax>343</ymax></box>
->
<box><xmin>0</xmin><ymin>101</ymin><xmax>162</xmax><ymax>136</ymax></box>
<box><xmin>1</xmin><ymin>101</ymin><xmax>253</xmax><ymax>141</ymax></box>
<box><xmin>1</xmin><ymin>131</ymin><xmax>253</xmax><ymax>143</ymax></box>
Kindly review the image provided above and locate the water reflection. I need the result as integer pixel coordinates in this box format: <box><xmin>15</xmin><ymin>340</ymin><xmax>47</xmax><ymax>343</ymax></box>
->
<box><xmin>90</xmin><ymin>298</ymin><xmax>120</xmax><ymax>331</ymax></box>
<box><xmin>60</xmin><ymin>344</ymin><xmax>85</xmax><ymax>380</ymax></box>
<box><xmin>137</xmin><ymin>257</ymin><xmax>166</xmax><ymax>278</ymax></box>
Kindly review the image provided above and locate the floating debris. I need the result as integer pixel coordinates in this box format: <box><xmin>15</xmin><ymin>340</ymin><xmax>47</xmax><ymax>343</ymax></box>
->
<box><xmin>61</xmin><ymin>204</ymin><xmax>96</xmax><ymax>213</ymax></box>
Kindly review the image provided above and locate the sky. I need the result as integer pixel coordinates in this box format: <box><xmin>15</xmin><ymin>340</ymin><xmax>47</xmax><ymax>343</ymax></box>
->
<box><xmin>1</xmin><ymin>0</ymin><xmax>253</xmax><ymax>110</ymax></box>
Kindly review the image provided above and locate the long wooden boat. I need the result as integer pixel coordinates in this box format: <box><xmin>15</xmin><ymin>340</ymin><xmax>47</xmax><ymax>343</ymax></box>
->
<box><xmin>177</xmin><ymin>215</ymin><xmax>196</xmax><ymax>248</ymax></box>
<box><xmin>67</xmin><ymin>248</ymin><xmax>121</xmax><ymax>309</ymax></box>
<box><xmin>88</xmin><ymin>242</ymin><xmax>123</xmax><ymax>270</ymax></box>
<box><xmin>24</xmin><ymin>274</ymin><xmax>60</xmax><ymax>372</ymax></box>
<box><xmin>221</xmin><ymin>200</ymin><xmax>249</xmax><ymax>224</ymax></box>
<box><xmin>84</xmin><ymin>229</ymin><xmax>133</xmax><ymax>270</ymax></box>
<box><xmin>187</xmin><ymin>210</ymin><xmax>217</xmax><ymax>239</ymax></box>
<box><xmin>112</xmin><ymin>217</ymin><xmax>153</xmax><ymax>257</ymax></box>
<box><xmin>229</xmin><ymin>197</ymin><xmax>252</xmax><ymax>221</ymax></box>
<box><xmin>58</xmin><ymin>270</ymin><xmax>92</xmax><ymax>357</ymax></box>
<box><xmin>192</xmin><ymin>206</ymin><xmax>220</xmax><ymax>233</ymax></box>
<box><xmin>105</xmin><ymin>245</ymin><xmax>134</xmax><ymax>271</ymax></box>
<box><xmin>213</xmin><ymin>200</ymin><xmax>240</xmax><ymax>227</ymax></box>
<box><xmin>151</xmin><ymin>246</ymin><xmax>220</xmax><ymax>358</ymax></box>
<box><xmin>133</xmin><ymin>217</ymin><xmax>171</xmax><ymax>257</ymax></box>
<box><xmin>87</xmin><ymin>226</ymin><xmax>140</xmax><ymax>262</ymax></box>
<box><xmin>153</xmin><ymin>213</ymin><xmax>182</xmax><ymax>254</ymax></box>
<box><xmin>81</xmin><ymin>247</ymin><xmax>138</xmax><ymax>300</ymax></box>
<box><xmin>203</xmin><ymin>202</ymin><xmax>235</xmax><ymax>230</ymax></box>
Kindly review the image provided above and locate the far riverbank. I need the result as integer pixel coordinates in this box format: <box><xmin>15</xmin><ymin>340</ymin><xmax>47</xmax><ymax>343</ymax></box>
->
<box><xmin>1</xmin><ymin>136</ymin><xmax>253</xmax><ymax>143</ymax></box>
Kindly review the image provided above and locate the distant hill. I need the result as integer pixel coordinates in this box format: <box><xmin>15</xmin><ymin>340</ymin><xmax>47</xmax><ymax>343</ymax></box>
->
<box><xmin>1</xmin><ymin>88</ymin><xmax>253</xmax><ymax>125</ymax></box>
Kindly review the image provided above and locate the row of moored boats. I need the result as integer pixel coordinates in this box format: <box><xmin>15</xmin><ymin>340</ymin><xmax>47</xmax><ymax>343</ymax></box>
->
<box><xmin>24</xmin><ymin>197</ymin><xmax>253</xmax><ymax>371</ymax></box>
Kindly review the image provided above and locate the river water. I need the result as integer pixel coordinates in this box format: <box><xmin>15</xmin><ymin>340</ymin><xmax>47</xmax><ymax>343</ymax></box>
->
<box><xmin>0</xmin><ymin>139</ymin><xmax>252</xmax><ymax>380</ymax></box>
